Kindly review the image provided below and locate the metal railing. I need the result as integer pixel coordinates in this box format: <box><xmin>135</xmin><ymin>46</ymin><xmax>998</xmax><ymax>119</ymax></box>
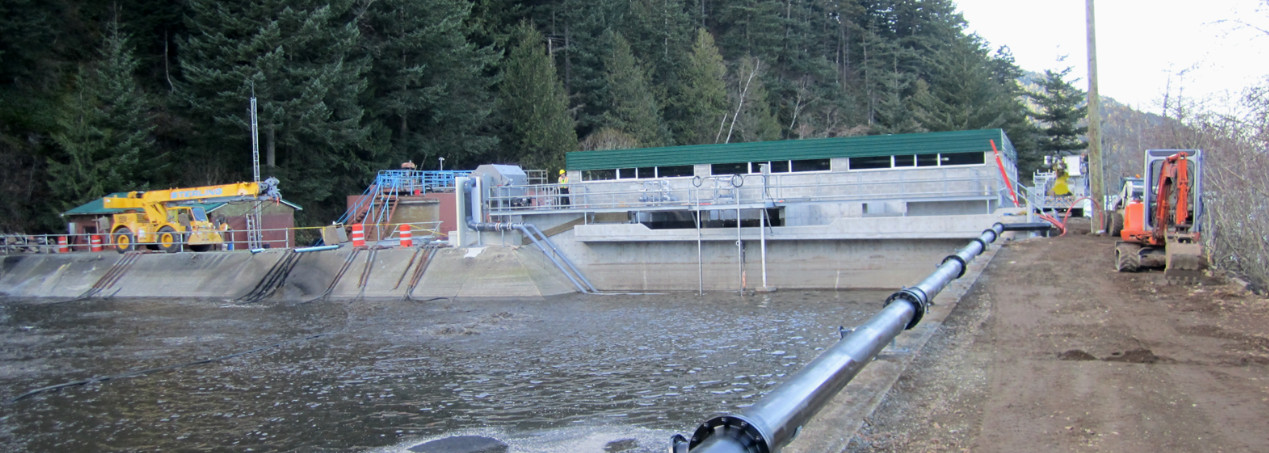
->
<box><xmin>487</xmin><ymin>173</ymin><xmax>1002</xmax><ymax>215</ymax></box>
<box><xmin>0</xmin><ymin>221</ymin><xmax>445</xmax><ymax>255</ymax></box>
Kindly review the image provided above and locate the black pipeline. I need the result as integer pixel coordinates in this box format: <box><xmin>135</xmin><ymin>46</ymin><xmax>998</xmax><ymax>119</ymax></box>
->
<box><xmin>673</xmin><ymin>221</ymin><xmax>1050</xmax><ymax>453</ymax></box>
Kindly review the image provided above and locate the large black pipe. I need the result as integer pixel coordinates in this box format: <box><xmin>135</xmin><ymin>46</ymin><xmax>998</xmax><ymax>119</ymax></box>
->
<box><xmin>674</xmin><ymin>222</ymin><xmax>1010</xmax><ymax>453</ymax></box>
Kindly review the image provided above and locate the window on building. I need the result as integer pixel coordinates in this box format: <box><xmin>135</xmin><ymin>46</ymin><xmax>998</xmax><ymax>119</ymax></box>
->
<box><xmin>636</xmin><ymin>167</ymin><xmax>656</xmax><ymax>179</ymax></box>
<box><xmin>658</xmin><ymin>165</ymin><xmax>694</xmax><ymax>177</ymax></box>
<box><xmin>615</xmin><ymin>168</ymin><xmax>638</xmax><ymax>179</ymax></box>
<box><xmin>711</xmin><ymin>162</ymin><xmax>748</xmax><ymax>175</ymax></box>
<box><xmin>893</xmin><ymin>155</ymin><xmax>916</xmax><ymax>167</ymax></box>
<box><xmin>583</xmin><ymin>169</ymin><xmax>616</xmax><ymax>181</ymax></box>
<box><xmin>791</xmin><ymin>159</ymin><xmax>831</xmax><ymax>172</ymax></box>
<box><xmin>941</xmin><ymin>152</ymin><xmax>985</xmax><ymax>166</ymax></box>
<box><xmin>848</xmin><ymin>155</ymin><xmax>891</xmax><ymax>170</ymax></box>
<box><xmin>917</xmin><ymin>154</ymin><xmax>940</xmax><ymax>167</ymax></box>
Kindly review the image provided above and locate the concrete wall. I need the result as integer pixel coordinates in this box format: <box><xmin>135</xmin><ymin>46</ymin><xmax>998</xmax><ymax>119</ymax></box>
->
<box><xmin>0</xmin><ymin>253</ymin><xmax>115</xmax><ymax>298</ymax></box>
<box><xmin>1</xmin><ymin>244</ymin><xmax>577</xmax><ymax>301</ymax></box>
<box><xmin>548</xmin><ymin>228</ymin><xmax>963</xmax><ymax>291</ymax></box>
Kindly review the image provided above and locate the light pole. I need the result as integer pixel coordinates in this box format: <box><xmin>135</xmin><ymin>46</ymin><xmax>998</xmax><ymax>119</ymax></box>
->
<box><xmin>439</xmin><ymin>157</ymin><xmax>445</xmax><ymax>172</ymax></box>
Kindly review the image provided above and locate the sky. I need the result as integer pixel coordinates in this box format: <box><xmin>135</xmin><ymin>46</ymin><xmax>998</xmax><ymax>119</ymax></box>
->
<box><xmin>955</xmin><ymin>0</ymin><xmax>1269</xmax><ymax>114</ymax></box>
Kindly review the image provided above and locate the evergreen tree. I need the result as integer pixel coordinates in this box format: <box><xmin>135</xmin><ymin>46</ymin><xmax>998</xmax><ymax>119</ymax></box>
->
<box><xmin>670</xmin><ymin>28</ymin><xmax>728</xmax><ymax>144</ymax></box>
<box><xmin>179</xmin><ymin>0</ymin><xmax>373</xmax><ymax>223</ymax></box>
<box><xmin>602</xmin><ymin>33</ymin><xmax>666</xmax><ymax>147</ymax></box>
<box><xmin>622</xmin><ymin>0</ymin><xmax>693</xmax><ymax>86</ymax></box>
<box><xmin>1030</xmin><ymin>67</ymin><xmax>1089</xmax><ymax>155</ymax></box>
<box><xmin>360</xmin><ymin>0</ymin><xmax>499</xmax><ymax>169</ymax></box>
<box><xmin>47</xmin><ymin>17</ymin><xmax>155</xmax><ymax>211</ymax></box>
<box><xmin>498</xmin><ymin>23</ymin><xmax>578</xmax><ymax>170</ymax></box>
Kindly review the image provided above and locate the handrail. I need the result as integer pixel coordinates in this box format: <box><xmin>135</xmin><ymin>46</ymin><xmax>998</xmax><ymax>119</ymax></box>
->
<box><xmin>485</xmin><ymin>174</ymin><xmax>1001</xmax><ymax>215</ymax></box>
<box><xmin>1</xmin><ymin>221</ymin><xmax>444</xmax><ymax>254</ymax></box>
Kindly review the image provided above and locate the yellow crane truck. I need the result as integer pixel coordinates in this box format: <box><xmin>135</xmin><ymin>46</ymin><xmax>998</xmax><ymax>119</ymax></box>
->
<box><xmin>102</xmin><ymin>178</ymin><xmax>280</xmax><ymax>253</ymax></box>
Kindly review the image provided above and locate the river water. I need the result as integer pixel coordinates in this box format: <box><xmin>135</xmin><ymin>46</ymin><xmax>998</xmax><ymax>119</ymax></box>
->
<box><xmin>0</xmin><ymin>291</ymin><xmax>884</xmax><ymax>452</ymax></box>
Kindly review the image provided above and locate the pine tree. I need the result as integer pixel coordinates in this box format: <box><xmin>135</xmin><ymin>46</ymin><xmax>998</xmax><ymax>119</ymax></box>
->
<box><xmin>1030</xmin><ymin>67</ymin><xmax>1089</xmax><ymax>155</ymax></box>
<box><xmin>360</xmin><ymin>0</ymin><xmax>499</xmax><ymax>169</ymax></box>
<box><xmin>179</xmin><ymin>0</ymin><xmax>373</xmax><ymax>222</ymax></box>
<box><xmin>498</xmin><ymin>23</ymin><xmax>578</xmax><ymax>170</ymax></box>
<box><xmin>603</xmin><ymin>33</ymin><xmax>666</xmax><ymax>147</ymax></box>
<box><xmin>671</xmin><ymin>28</ymin><xmax>728</xmax><ymax>144</ymax></box>
<box><xmin>47</xmin><ymin>17</ymin><xmax>156</xmax><ymax>211</ymax></box>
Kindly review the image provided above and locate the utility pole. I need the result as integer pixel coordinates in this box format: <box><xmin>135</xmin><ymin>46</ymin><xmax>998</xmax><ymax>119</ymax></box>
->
<box><xmin>1086</xmin><ymin>0</ymin><xmax>1106</xmax><ymax>233</ymax></box>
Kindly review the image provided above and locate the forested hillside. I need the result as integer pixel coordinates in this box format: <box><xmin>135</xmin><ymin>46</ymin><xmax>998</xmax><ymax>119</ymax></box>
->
<box><xmin>0</xmin><ymin>0</ymin><xmax>1089</xmax><ymax>230</ymax></box>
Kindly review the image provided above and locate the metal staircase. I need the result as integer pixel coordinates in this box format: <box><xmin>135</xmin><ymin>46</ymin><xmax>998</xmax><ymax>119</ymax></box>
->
<box><xmin>336</xmin><ymin>170</ymin><xmax>473</xmax><ymax>242</ymax></box>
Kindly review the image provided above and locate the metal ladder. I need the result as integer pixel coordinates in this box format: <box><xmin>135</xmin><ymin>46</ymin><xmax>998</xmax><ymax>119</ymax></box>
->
<box><xmin>246</xmin><ymin>203</ymin><xmax>263</xmax><ymax>250</ymax></box>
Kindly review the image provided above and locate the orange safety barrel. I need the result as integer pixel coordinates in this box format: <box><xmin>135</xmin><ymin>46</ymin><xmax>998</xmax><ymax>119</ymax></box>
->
<box><xmin>1121</xmin><ymin>200</ymin><xmax>1145</xmax><ymax>241</ymax></box>
<box><xmin>399</xmin><ymin>224</ymin><xmax>412</xmax><ymax>248</ymax></box>
<box><xmin>90</xmin><ymin>235</ymin><xmax>103</xmax><ymax>252</ymax></box>
<box><xmin>351</xmin><ymin>223</ymin><xmax>365</xmax><ymax>247</ymax></box>
<box><xmin>58</xmin><ymin>236</ymin><xmax>69</xmax><ymax>253</ymax></box>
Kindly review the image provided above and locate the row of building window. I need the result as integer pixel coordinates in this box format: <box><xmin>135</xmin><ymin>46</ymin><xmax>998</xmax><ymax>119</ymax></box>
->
<box><xmin>847</xmin><ymin>152</ymin><xmax>985</xmax><ymax>170</ymax></box>
<box><xmin>579</xmin><ymin>153</ymin><xmax>986</xmax><ymax>181</ymax></box>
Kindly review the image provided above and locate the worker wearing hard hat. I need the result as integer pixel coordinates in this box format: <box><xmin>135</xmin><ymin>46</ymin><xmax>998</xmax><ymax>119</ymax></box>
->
<box><xmin>558</xmin><ymin>169</ymin><xmax>570</xmax><ymax>206</ymax></box>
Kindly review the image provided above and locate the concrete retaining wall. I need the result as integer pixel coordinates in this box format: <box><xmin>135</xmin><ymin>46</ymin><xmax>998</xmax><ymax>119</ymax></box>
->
<box><xmin>1</xmin><ymin>245</ymin><xmax>579</xmax><ymax>301</ymax></box>
<box><xmin>2</xmin><ymin>213</ymin><xmax>1017</xmax><ymax>299</ymax></box>
<box><xmin>0</xmin><ymin>253</ymin><xmax>116</xmax><ymax>298</ymax></box>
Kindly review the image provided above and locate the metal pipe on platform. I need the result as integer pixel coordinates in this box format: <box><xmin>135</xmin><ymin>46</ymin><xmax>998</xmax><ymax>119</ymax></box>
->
<box><xmin>673</xmin><ymin>222</ymin><xmax>1010</xmax><ymax>453</ymax></box>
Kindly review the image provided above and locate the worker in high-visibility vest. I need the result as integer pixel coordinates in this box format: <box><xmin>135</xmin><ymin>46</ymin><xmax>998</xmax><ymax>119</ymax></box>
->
<box><xmin>558</xmin><ymin>169</ymin><xmax>570</xmax><ymax>206</ymax></box>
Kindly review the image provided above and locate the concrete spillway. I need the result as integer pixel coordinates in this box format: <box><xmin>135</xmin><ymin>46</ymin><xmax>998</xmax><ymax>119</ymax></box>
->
<box><xmin>0</xmin><ymin>246</ymin><xmax>578</xmax><ymax>301</ymax></box>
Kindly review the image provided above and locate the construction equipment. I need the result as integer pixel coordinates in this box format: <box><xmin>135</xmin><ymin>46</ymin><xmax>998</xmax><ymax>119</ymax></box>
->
<box><xmin>102</xmin><ymin>178</ymin><xmax>280</xmax><ymax>253</ymax></box>
<box><xmin>1113</xmin><ymin>150</ymin><xmax>1203</xmax><ymax>282</ymax></box>
<box><xmin>1103</xmin><ymin>175</ymin><xmax>1144</xmax><ymax>236</ymax></box>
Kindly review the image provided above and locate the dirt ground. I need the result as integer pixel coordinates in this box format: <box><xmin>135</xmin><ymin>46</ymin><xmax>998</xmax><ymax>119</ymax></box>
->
<box><xmin>850</xmin><ymin>218</ymin><xmax>1269</xmax><ymax>452</ymax></box>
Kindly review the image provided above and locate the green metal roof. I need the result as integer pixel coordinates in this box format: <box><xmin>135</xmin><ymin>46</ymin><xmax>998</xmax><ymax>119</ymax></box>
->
<box><xmin>62</xmin><ymin>193</ymin><xmax>302</xmax><ymax>217</ymax></box>
<box><xmin>566</xmin><ymin>129</ymin><xmax>1015</xmax><ymax>171</ymax></box>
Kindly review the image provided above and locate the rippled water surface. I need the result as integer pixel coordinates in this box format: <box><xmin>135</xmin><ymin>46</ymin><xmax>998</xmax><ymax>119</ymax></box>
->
<box><xmin>0</xmin><ymin>291</ymin><xmax>882</xmax><ymax>452</ymax></box>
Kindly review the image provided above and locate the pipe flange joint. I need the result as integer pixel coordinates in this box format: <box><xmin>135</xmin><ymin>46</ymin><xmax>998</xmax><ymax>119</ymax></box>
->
<box><xmin>984</xmin><ymin>225</ymin><xmax>1002</xmax><ymax>242</ymax></box>
<box><xmin>941</xmin><ymin>254</ymin><xmax>969</xmax><ymax>279</ymax></box>
<box><xmin>969</xmin><ymin>237</ymin><xmax>989</xmax><ymax>254</ymax></box>
<box><xmin>886</xmin><ymin>287</ymin><xmax>930</xmax><ymax>329</ymax></box>
<box><xmin>688</xmin><ymin>414</ymin><xmax>771</xmax><ymax>453</ymax></box>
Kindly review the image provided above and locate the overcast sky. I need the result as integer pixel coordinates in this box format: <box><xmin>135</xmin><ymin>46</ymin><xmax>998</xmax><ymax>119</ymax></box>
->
<box><xmin>955</xmin><ymin>0</ymin><xmax>1269</xmax><ymax>114</ymax></box>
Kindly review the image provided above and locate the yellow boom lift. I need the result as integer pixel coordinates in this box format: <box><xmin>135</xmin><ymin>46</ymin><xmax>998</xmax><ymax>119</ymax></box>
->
<box><xmin>102</xmin><ymin>178</ymin><xmax>280</xmax><ymax>253</ymax></box>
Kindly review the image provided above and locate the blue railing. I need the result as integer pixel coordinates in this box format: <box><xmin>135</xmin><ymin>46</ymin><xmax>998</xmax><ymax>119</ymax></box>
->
<box><xmin>336</xmin><ymin>170</ymin><xmax>472</xmax><ymax>226</ymax></box>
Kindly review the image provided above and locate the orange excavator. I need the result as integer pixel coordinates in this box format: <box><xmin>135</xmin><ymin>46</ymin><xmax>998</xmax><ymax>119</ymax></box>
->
<box><xmin>1114</xmin><ymin>150</ymin><xmax>1204</xmax><ymax>283</ymax></box>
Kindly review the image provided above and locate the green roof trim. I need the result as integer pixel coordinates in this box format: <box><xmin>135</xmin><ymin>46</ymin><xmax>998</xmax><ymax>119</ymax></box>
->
<box><xmin>62</xmin><ymin>194</ymin><xmax>303</xmax><ymax>217</ymax></box>
<box><xmin>566</xmin><ymin>129</ymin><xmax>1015</xmax><ymax>171</ymax></box>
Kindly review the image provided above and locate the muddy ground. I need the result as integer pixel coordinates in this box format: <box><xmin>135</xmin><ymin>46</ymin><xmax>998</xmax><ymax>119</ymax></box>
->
<box><xmin>849</xmin><ymin>218</ymin><xmax>1269</xmax><ymax>452</ymax></box>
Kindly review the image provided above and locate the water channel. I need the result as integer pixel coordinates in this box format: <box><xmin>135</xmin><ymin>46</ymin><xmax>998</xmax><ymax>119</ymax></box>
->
<box><xmin>0</xmin><ymin>290</ymin><xmax>884</xmax><ymax>452</ymax></box>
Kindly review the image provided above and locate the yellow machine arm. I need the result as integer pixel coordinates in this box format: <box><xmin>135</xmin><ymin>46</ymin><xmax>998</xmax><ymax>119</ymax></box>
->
<box><xmin>103</xmin><ymin>181</ymin><xmax>270</xmax><ymax>209</ymax></box>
